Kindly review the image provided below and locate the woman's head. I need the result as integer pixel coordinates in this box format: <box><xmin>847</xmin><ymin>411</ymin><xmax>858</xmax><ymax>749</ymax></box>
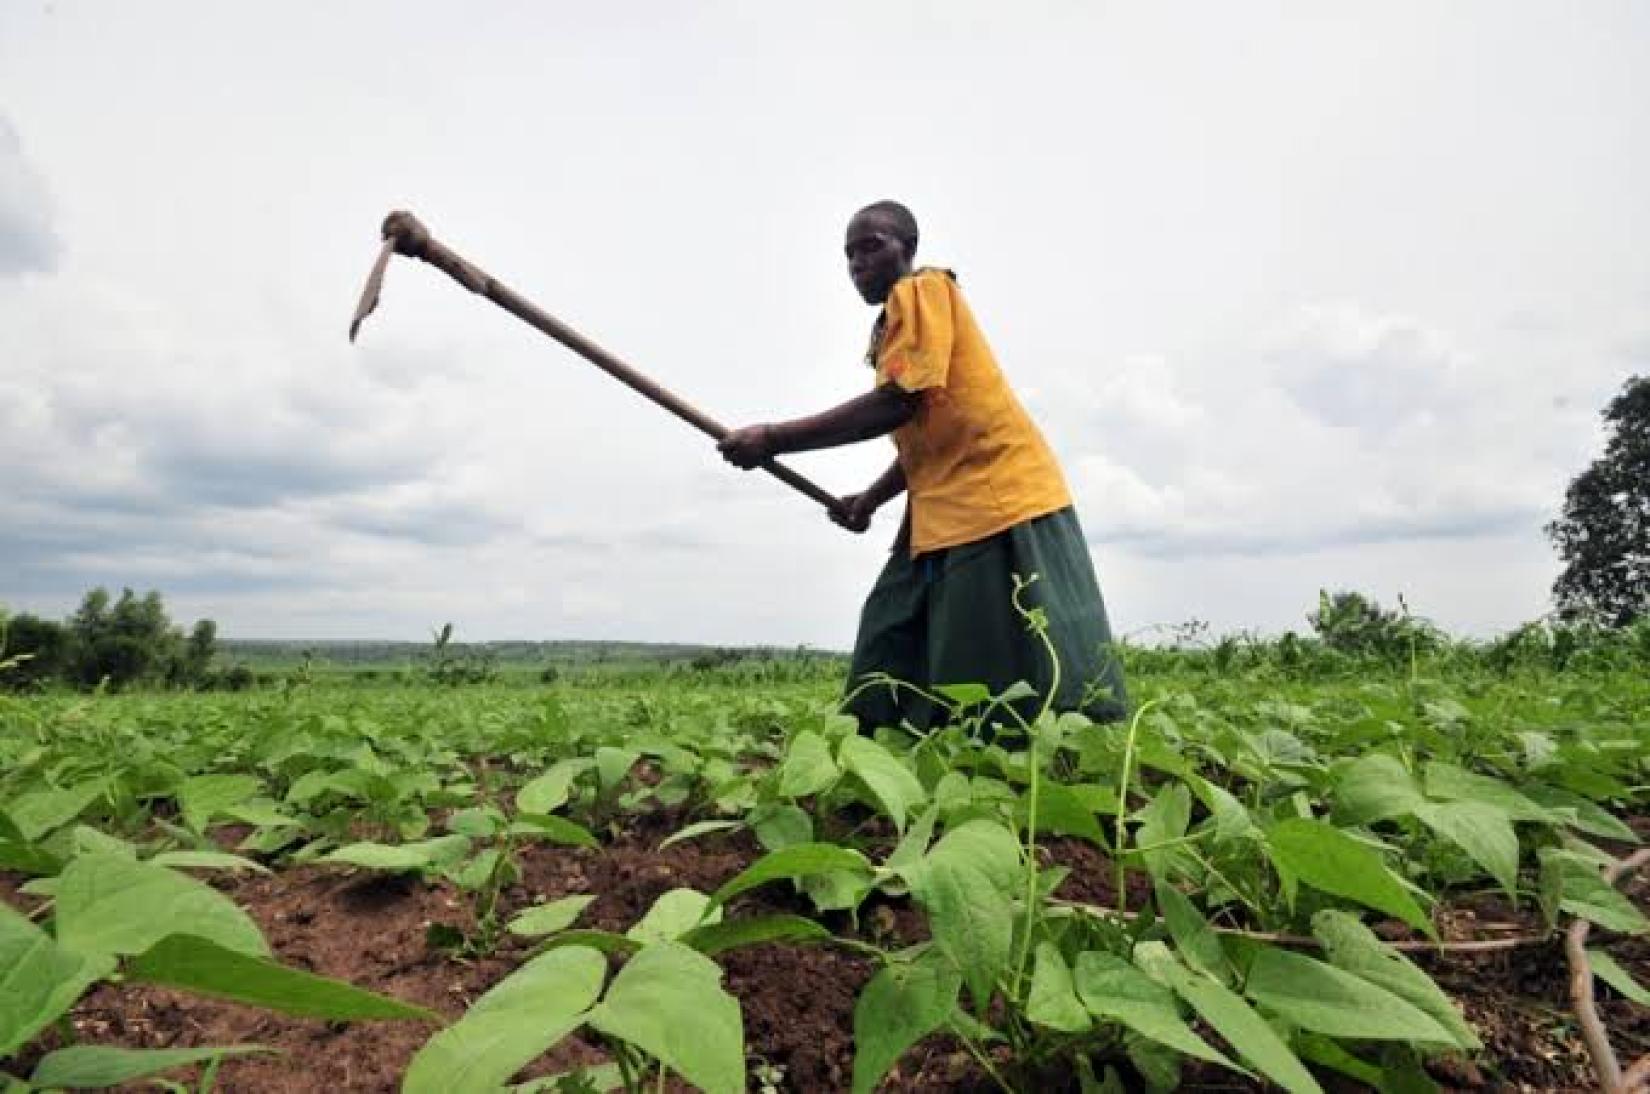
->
<box><xmin>845</xmin><ymin>201</ymin><xmax>918</xmax><ymax>304</ymax></box>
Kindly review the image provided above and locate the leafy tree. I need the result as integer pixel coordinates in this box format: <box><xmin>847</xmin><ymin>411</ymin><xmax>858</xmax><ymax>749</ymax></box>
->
<box><xmin>0</xmin><ymin>611</ymin><xmax>70</xmax><ymax>689</ymax></box>
<box><xmin>1308</xmin><ymin>590</ymin><xmax>1440</xmax><ymax>661</ymax></box>
<box><xmin>1547</xmin><ymin>375</ymin><xmax>1650</xmax><ymax>626</ymax></box>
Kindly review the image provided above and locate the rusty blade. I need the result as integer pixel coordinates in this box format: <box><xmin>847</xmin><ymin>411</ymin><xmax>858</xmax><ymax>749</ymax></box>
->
<box><xmin>347</xmin><ymin>236</ymin><xmax>397</xmax><ymax>342</ymax></box>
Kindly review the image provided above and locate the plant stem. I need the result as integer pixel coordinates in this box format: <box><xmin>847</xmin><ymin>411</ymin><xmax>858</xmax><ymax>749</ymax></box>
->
<box><xmin>1113</xmin><ymin>699</ymin><xmax>1159</xmax><ymax>915</ymax></box>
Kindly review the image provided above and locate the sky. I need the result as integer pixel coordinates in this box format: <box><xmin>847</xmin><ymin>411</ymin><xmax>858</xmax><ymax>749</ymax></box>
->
<box><xmin>2</xmin><ymin>2</ymin><xmax>1647</xmax><ymax>646</ymax></box>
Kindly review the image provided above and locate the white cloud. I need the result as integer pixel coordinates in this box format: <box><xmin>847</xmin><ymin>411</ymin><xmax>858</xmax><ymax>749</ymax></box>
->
<box><xmin>0</xmin><ymin>115</ymin><xmax>56</xmax><ymax>276</ymax></box>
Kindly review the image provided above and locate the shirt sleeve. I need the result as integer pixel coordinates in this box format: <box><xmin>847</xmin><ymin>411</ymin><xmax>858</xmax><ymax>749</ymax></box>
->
<box><xmin>874</xmin><ymin>272</ymin><xmax>954</xmax><ymax>393</ymax></box>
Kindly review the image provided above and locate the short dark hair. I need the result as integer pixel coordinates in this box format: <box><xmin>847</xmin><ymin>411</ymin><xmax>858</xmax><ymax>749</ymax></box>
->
<box><xmin>856</xmin><ymin>200</ymin><xmax>919</xmax><ymax>254</ymax></box>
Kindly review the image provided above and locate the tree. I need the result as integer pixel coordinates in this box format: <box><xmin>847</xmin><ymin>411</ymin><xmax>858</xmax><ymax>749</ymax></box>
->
<box><xmin>0</xmin><ymin>612</ymin><xmax>70</xmax><ymax>689</ymax></box>
<box><xmin>1547</xmin><ymin>375</ymin><xmax>1650</xmax><ymax>626</ymax></box>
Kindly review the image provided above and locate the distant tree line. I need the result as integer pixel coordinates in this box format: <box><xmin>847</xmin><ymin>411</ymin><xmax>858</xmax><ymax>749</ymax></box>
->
<box><xmin>0</xmin><ymin>588</ymin><xmax>242</xmax><ymax>692</ymax></box>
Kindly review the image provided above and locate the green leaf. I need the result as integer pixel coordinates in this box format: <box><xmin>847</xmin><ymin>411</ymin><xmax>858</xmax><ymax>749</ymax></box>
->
<box><xmin>222</xmin><ymin>797</ymin><xmax>300</xmax><ymax>829</ymax></box>
<box><xmin>320</xmin><ymin>834</ymin><xmax>472</xmax><ymax>873</ymax></box>
<box><xmin>850</xmin><ymin>948</ymin><xmax>963</xmax><ymax>1094</ymax></box>
<box><xmin>1523</xmin><ymin>785</ymin><xmax>1639</xmax><ymax>842</ymax></box>
<box><xmin>446</xmin><ymin>805</ymin><xmax>506</xmax><ymax>838</ymax></box>
<box><xmin>709</xmin><ymin>843</ymin><xmax>873</xmax><ymax>909</ymax></box>
<box><xmin>509</xmin><ymin>813</ymin><xmax>599</xmax><ymax>849</ymax></box>
<box><xmin>1423</xmin><ymin>763</ymin><xmax>1554</xmax><ymax>823</ymax></box>
<box><xmin>1588</xmin><ymin>948</ymin><xmax>1650</xmax><ymax>1004</ymax></box>
<box><xmin>1028</xmin><ymin>943</ymin><xmax>1091</xmax><ymax>1032</ymax></box>
<box><xmin>934</xmin><ymin>681</ymin><xmax>992</xmax><ymax>708</ymax></box>
<box><xmin>515</xmin><ymin>759</ymin><xmax>592</xmax><ymax>815</ymax></box>
<box><xmin>1155</xmin><ymin>879</ymin><xmax>1233</xmax><ymax>984</ymax></box>
<box><xmin>899</xmin><ymin>820</ymin><xmax>1020</xmax><ymax>1011</ymax></box>
<box><xmin>1019</xmin><ymin>782</ymin><xmax>1106</xmax><ymax>844</ymax></box>
<box><xmin>507</xmin><ymin>895</ymin><xmax>597</xmax><ymax>938</ymax></box>
<box><xmin>0</xmin><ymin>901</ymin><xmax>116</xmax><ymax>1057</ymax></box>
<box><xmin>1311</xmin><ymin>910</ymin><xmax>1478</xmax><ymax>1050</ymax></box>
<box><xmin>1245</xmin><ymin>947</ymin><xmax>1456</xmax><ymax>1042</ymax></box>
<box><xmin>178</xmin><ymin>774</ymin><xmax>263</xmax><ymax>834</ymax></box>
<box><xmin>29</xmin><ymin>1045</ymin><xmax>273</xmax><ymax>1088</ymax></box>
<box><xmin>587</xmin><ymin>942</ymin><xmax>745</xmax><ymax>1094</ymax></box>
<box><xmin>403</xmin><ymin>946</ymin><xmax>607</xmax><ymax>1094</ymax></box>
<box><xmin>679</xmin><ymin>914</ymin><xmax>832</xmax><ymax>956</ymax></box>
<box><xmin>840</xmin><ymin>736</ymin><xmax>926</xmax><ymax>833</ymax></box>
<box><xmin>658</xmin><ymin>819</ymin><xmax>742</xmax><ymax>850</ymax></box>
<box><xmin>627</xmin><ymin>888</ymin><xmax>719</xmax><ymax>945</ymax></box>
<box><xmin>55</xmin><ymin>853</ymin><xmax>268</xmax><ymax>959</ymax></box>
<box><xmin>1134</xmin><ymin>783</ymin><xmax>1192</xmax><ymax>880</ymax></box>
<box><xmin>595</xmin><ymin>747</ymin><xmax>640</xmax><ymax>793</ymax></box>
<box><xmin>532</xmin><ymin>929</ymin><xmax>639</xmax><ymax>957</ymax></box>
<box><xmin>1071</xmin><ymin>951</ymin><xmax>1236</xmax><ymax>1073</ymax></box>
<box><xmin>6</xmin><ymin>780</ymin><xmax>106</xmax><ymax>841</ymax></box>
<box><xmin>1333</xmin><ymin>754</ymin><xmax>1425</xmax><ymax>825</ymax></box>
<box><xmin>1133</xmin><ymin>942</ymin><xmax>1321</xmax><ymax>1094</ymax></box>
<box><xmin>1414</xmin><ymin>801</ymin><xmax>1520</xmax><ymax>899</ymax></box>
<box><xmin>1266</xmin><ymin>819</ymin><xmax>1433</xmax><ymax>937</ymax></box>
<box><xmin>778</xmin><ymin>731</ymin><xmax>840</xmax><ymax>798</ymax></box>
<box><xmin>148</xmin><ymin>851</ymin><xmax>271</xmax><ymax>875</ymax></box>
<box><xmin>750</xmin><ymin>803</ymin><xmax>813</xmax><ymax>852</ymax></box>
<box><xmin>1541</xmin><ymin>850</ymin><xmax>1650</xmax><ymax>934</ymax></box>
<box><xmin>128</xmin><ymin>934</ymin><xmax>437</xmax><ymax>1020</ymax></box>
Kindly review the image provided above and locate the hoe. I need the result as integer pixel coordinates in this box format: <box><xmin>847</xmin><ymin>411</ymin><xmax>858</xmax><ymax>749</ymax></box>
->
<box><xmin>348</xmin><ymin>210</ymin><xmax>845</xmax><ymax>516</ymax></box>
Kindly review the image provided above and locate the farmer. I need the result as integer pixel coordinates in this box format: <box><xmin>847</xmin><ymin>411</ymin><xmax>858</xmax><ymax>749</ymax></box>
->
<box><xmin>718</xmin><ymin>201</ymin><xmax>1126</xmax><ymax>731</ymax></box>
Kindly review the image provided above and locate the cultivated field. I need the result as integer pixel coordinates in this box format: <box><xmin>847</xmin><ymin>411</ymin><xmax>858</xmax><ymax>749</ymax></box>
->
<box><xmin>3</xmin><ymin>634</ymin><xmax>1648</xmax><ymax>1092</ymax></box>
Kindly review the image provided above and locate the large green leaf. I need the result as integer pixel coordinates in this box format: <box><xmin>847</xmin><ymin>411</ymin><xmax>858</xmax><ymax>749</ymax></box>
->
<box><xmin>586</xmin><ymin>942</ymin><xmax>745</xmax><ymax>1094</ymax></box>
<box><xmin>320</xmin><ymin>834</ymin><xmax>472</xmax><ymax>873</ymax></box>
<box><xmin>851</xmin><ymin>948</ymin><xmax>963</xmax><ymax>1094</ymax></box>
<box><xmin>1523</xmin><ymin>785</ymin><xmax>1639</xmax><ymax>842</ymax></box>
<box><xmin>1540</xmin><ymin>850</ymin><xmax>1650</xmax><ymax>934</ymax></box>
<box><xmin>178</xmin><ymin>774</ymin><xmax>263</xmax><ymax>834</ymax></box>
<box><xmin>515</xmin><ymin>759</ymin><xmax>593</xmax><ymax>815</ymax></box>
<box><xmin>1027</xmin><ymin>943</ymin><xmax>1090</xmax><ymax>1033</ymax></box>
<box><xmin>1266</xmin><ymin>819</ymin><xmax>1433</xmax><ymax>936</ymax></box>
<box><xmin>1414</xmin><ymin>801</ymin><xmax>1520</xmax><ymax>899</ymax></box>
<box><xmin>1134</xmin><ymin>942</ymin><xmax>1321</xmax><ymax>1094</ymax></box>
<box><xmin>6</xmin><ymin>780</ymin><xmax>107</xmax><ymax>841</ymax></box>
<box><xmin>1423</xmin><ymin>763</ymin><xmax>1554</xmax><ymax>823</ymax></box>
<box><xmin>1311</xmin><ymin>910</ymin><xmax>1478</xmax><ymax>1050</ymax></box>
<box><xmin>1141</xmin><ymin>943</ymin><xmax>1320</xmax><ymax>1094</ymax></box>
<box><xmin>1588</xmin><ymin>948</ymin><xmax>1650</xmax><ymax>1005</ymax></box>
<box><xmin>1245</xmin><ymin>948</ymin><xmax>1456</xmax><ymax>1043</ymax></box>
<box><xmin>29</xmin><ymin>1045</ymin><xmax>272</xmax><ymax>1089</ymax></box>
<box><xmin>899</xmin><ymin>820</ymin><xmax>1020</xmax><ymax>1011</ymax></box>
<box><xmin>626</xmin><ymin>888</ymin><xmax>719</xmax><ymax>945</ymax></box>
<box><xmin>1155</xmin><ymin>879</ymin><xmax>1233</xmax><ymax>985</ymax></box>
<box><xmin>128</xmin><ymin>934</ymin><xmax>437</xmax><ymax>1021</ymax></box>
<box><xmin>1332</xmin><ymin>754</ymin><xmax>1424</xmax><ymax>825</ymax></box>
<box><xmin>778</xmin><ymin>731</ymin><xmax>840</xmax><ymax>798</ymax></box>
<box><xmin>840</xmin><ymin>736</ymin><xmax>926</xmax><ymax>833</ymax></box>
<box><xmin>1018</xmin><ymin>782</ymin><xmax>1106</xmax><ymax>844</ymax></box>
<box><xmin>594</xmin><ymin>746</ymin><xmax>640</xmax><ymax>793</ymax></box>
<box><xmin>0</xmin><ymin>902</ymin><xmax>116</xmax><ymax>1057</ymax></box>
<box><xmin>507</xmin><ymin>895</ymin><xmax>597</xmax><ymax>938</ymax></box>
<box><xmin>54</xmin><ymin>853</ymin><xmax>267</xmax><ymax>959</ymax></box>
<box><xmin>708</xmin><ymin>843</ymin><xmax>873</xmax><ymax>909</ymax></box>
<box><xmin>402</xmin><ymin>946</ymin><xmax>607</xmax><ymax>1094</ymax></box>
<box><xmin>1071</xmin><ymin>951</ymin><xmax>1236</xmax><ymax>1072</ymax></box>
<box><xmin>509</xmin><ymin>813</ymin><xmax>599</xmax><ymax>850</ymax></box>
<box><xmin>679</xmin><ymin>914</ymin><xmax>832</xmax><ymax>955</ymax></box>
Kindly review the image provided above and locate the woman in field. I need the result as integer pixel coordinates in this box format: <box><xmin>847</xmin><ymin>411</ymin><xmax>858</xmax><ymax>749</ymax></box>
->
<box><xmin>719</xmin><ymin>201</ymin><xmax>1126</xmax><ymax>731</ymax></box>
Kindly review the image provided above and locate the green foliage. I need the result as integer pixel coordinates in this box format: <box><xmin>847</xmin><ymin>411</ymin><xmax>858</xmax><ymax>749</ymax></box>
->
<box><xmin>1548</xmin><ymin>373</ymin><xmax>1650</xmax><ymax>626</ymax></box>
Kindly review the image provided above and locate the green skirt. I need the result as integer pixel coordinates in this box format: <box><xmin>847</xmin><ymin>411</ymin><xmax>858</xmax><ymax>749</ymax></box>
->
<box><xmin>843</xmin><ymin>506</ymin><xmax>1128</xmax><ymax>731</ymax></box>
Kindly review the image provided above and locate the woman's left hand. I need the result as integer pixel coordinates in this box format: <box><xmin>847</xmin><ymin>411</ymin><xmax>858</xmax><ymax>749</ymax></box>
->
<box><xmin>718</xmin><ymin>425</ymin><xmax>775</xmax><ymax>469</ymax></box>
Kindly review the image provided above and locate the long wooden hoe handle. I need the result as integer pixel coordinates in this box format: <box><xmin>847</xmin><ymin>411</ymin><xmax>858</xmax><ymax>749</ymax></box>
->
<box><xmin>349</xmin><ymin>210</ymin><xmax>847</xmax><ymax>517</ymax></box>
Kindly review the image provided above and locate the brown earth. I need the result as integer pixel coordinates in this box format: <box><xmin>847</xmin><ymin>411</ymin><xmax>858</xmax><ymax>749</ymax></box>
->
<box><xmin>6</xmin><ymin>821</ymin><xmax>1649</xmax><ymax>1093</ymax></box>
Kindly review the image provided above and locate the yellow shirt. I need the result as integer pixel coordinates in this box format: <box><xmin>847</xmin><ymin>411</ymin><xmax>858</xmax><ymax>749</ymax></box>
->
<box><xmin>872</xmin><ymin>268</ymin><xmax>1072</xmax><ymax>555</ymax></box>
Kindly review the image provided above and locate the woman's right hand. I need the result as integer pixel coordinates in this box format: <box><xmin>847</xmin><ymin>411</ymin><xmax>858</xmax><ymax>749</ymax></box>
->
<box><xmin>831</xmin><ymin>493</ymin><xmax>876</xmax><ymax>533</ymax></box>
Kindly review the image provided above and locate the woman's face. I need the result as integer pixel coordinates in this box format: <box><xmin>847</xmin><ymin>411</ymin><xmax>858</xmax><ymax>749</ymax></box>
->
<box><xmin>844</xmin><ymin>211</ymin><xmax>912</xmax><ymax>305</ymax></box>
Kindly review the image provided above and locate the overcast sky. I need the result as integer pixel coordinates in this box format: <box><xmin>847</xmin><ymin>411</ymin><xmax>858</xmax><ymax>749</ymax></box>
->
<box><xmin>2</xmin><ymin>2</ymin><xmax>1647</xmax><ymax>646</ymax></box>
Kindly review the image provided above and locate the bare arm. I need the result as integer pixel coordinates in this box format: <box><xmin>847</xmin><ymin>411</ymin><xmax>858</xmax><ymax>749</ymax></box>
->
<box><xmin>832</xmin><ymin>459</ymin><xmax>907</xmax><ymax>534</ymax></box>
<box><xmin>718</xmin><ymin>385</ymin><xmax>919</xmax><ymax>467</ymax></box>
